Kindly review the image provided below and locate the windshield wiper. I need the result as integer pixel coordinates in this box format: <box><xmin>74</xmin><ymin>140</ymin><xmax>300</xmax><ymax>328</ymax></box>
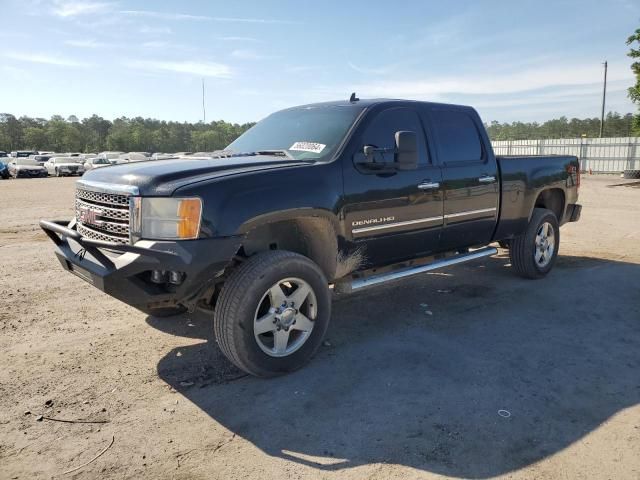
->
<box><xmin>252</xmin><ymin>150</ymin><xmax>294</xmax><ymax>159</ymax></box>
<box><xmin>209</xmin><ymin>149</ymin><xmax>293</xmax><ymax>159</ymax></box>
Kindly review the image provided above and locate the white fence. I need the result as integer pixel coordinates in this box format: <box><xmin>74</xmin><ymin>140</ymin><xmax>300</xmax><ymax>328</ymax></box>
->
<box><xmin>491</xmin><ymin>137</ymin><xmax>640</xmax><ymax>173</ymax></box>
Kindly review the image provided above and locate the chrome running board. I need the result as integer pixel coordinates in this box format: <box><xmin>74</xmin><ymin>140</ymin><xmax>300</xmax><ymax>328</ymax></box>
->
<box><xmin>345</xmin><ymin>247</ymin><xmax>497</xmax><ymax>292</ymax></box>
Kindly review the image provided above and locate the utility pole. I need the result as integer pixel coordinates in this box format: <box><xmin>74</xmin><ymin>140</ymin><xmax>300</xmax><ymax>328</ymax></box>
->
<box><xmin>599</xmin><ymin>61</ymin><xmax>607</xmax><ymax>138</ymax></box>
<box><xmin>202</xmin><ymin>78</ymin><xmax>206</xmax><ymax>124</ymax></box>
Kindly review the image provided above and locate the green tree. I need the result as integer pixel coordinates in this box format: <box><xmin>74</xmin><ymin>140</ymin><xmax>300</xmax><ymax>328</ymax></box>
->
<box><xmin>23</xmin><ymin>126</ymin><xmax>48</xmax><ymax>149</ymax></box>
<box><xmin>627</xmin><ymin>27</ymin><xmax>640</xmax><ymax>134</ymax></box>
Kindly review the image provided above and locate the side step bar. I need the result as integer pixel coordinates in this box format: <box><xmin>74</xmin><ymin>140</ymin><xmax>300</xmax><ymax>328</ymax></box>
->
<box><xmin>344</xmin><ymin>247</ymin><xmax>498</xmax><ymax>292</ymax></box>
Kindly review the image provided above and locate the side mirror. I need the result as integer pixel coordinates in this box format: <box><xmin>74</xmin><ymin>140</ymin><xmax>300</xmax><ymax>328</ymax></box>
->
<box><xmin>394</xmin><ymin>131</ymin><xmax>418</xmax><ymax>170</ymax></box>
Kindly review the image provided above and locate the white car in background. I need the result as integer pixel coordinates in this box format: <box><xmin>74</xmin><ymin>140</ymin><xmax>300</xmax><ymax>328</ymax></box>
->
<box><xmin>151</xmin><ymin>152</ymin><xmax>177</xmax><ymax>160</ymax></box>
<box><xmin>7</xmin><ymin>158</ymin><xmax>48</xmax><ymax>178</ymax></box>
<box><xmin>29</xmin><ymin>154</ymin><xmax>53</xmax><ymax>166</ymax></box>
<box><xmin>114</xmin><ymin>152</ymin><xmax>150</xmax><ymax>164</ymax></box>
<box><xmin>44</xmin><ymin>157</ymin><xmax>85</xmax><ymax>177</ymax></box>
<box><xmin>83</xmin><ymin>157</ymin><xmax>111</xmax><ymax>171</ymax></box>
<box><xmin>97</xmin><ymin>151</ymin><xmax>125</xmax><ymax>164</ymax></box>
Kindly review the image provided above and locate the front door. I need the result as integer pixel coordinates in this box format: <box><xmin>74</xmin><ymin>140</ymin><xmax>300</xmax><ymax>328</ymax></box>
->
<box><xmin>342</xmin><ymin>107</ymin><xmax>443</xmax><ymax>267</ymax></box>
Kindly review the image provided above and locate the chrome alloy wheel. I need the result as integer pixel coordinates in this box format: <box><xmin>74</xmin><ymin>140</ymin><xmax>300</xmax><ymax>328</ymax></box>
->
<box><xmin>253</xmin><ymin>277</ymin><xmax>317</xmax><ymax>357</ymax></box>
<box><xmin>534</xmin><ymin>222</ymin><xmax>555</xmax><ymax>267</ymax></box>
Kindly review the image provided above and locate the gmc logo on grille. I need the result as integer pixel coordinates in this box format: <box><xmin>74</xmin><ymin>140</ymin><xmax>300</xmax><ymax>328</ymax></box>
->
<box><xmin>79</xmin><ymin>206</ymin><xmax>104</xmax><ymax>226</ymax></box>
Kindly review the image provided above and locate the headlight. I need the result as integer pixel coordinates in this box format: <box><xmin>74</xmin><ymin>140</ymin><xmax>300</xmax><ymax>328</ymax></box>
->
<box><xmin>131</xmin><ymin>197</ymin><xmax>202</xmax><ymax>241</ymax></box>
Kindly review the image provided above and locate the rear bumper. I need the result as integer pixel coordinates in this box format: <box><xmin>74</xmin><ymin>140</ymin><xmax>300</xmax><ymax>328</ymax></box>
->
<box><xmin>40</xmin><ymin>219</ymin><xmax>242</xmax><ymax>314</ymax></box>
<box><xmin>567</xmin><ymin>203</ymin><xmax>582</xmax><ymax>222</ymax></box>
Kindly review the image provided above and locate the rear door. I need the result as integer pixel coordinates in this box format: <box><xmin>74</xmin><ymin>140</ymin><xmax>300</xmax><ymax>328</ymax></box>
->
<box><xmin>342</xmin><ymin>106</ymin><xmax>443</xmax><ymax>266</ymax></box>
<box><xmin>424</xmin><ymin>107</ymin><xmax>499</xmax><ymax>249</ymax></box>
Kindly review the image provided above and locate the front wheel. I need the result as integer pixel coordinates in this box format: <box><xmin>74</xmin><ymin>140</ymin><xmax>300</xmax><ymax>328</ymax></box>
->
<box><xmin>214</xmin><ymin>250</ymin><xmax>331</xmax><ymax>377</ymax></box>
<box><xmin>509</xmin><ymin>208</ymin><xmax>559</xmax><ymax>279</ymax></box>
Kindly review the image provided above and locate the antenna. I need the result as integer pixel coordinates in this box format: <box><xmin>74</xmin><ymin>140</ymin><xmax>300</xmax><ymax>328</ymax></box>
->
<box><xmin>349</xmin><ymin>92</ymin><xmax>359</xmax><ymax>103</ymax></box>
<box><xmin>202</xmin><ymin>78</ymin><xmax>206</xmax><ymax>123</ymax></box>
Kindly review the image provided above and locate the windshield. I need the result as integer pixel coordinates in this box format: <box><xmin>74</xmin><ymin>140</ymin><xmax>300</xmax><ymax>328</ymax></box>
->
<box><xmin>227</xmin><ymin>105</ymin><xmax>363</xmax><ymax>161</ymax></box>
<box><xmin>94</xmin><ymin>158</ymin><xmax>110</xmax><ymax>164</ymax></box>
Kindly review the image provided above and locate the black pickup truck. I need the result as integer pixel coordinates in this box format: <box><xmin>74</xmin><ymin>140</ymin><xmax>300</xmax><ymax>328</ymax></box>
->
<box><xmin>41</xmin><ymin>98</ymin><xmax>581</xmax><ymax>377</ymax></box>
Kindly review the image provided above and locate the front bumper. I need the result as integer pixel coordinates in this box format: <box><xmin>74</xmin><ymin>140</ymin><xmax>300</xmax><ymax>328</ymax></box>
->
<box><xmin>40</xmin><ymin>219</ymin><xmax>242</xmax><ymax>314</ymax></box>
<box><xmin>15</xmin><ymin>169</ymin><xmax>47</xmax><ymax>178</ymax></box>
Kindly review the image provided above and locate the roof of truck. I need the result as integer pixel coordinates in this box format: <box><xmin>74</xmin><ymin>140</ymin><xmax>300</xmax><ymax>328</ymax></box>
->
<box><xmin>284</xmin><ymin>98</ymin><xmax>473</xmax><ymax>111</ymax></box>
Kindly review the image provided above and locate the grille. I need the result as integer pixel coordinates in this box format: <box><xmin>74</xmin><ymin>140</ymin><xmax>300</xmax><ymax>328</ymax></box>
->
<box><xmin>76</xmin><ymin>188</ymin><xmax>130</xmax><ymax>207</ymax></box>
<box><xmin>75</xmin><ymin>199</ymin><xmax>129</xmax><ymax>221</ymax></box>
<box><xmin>75</xmin><ymin>187</ymin><xmax>131</xmax><ymax>244</ymax></box>
<box><xmin>77</xmin><ymin>223</ymin><xmax>128</xmax><ymax>244</ymax></box>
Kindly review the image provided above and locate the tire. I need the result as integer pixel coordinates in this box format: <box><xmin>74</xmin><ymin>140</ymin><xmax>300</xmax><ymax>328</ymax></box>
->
<box><xmin>509</xmin><ymin>208</ymin><xmax>559</xmax><ymax>279</ymax></box>
<box><xmin>214</xmin><ymin>250</ymin><xmax>331</xmax><ymax>377</ymax></box>
<box><xmin>623</xmin><ymin>169</ymin><xmax>640</xmax><ymax>179</ymax></box>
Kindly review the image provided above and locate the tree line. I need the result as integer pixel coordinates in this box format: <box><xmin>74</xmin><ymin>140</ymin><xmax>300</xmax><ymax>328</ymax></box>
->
<box><xmin>0</xmin><ymin>114</ymin><xmax>255</xmax><ymax>153</ymax></box>
<box><xmin>0</xmin><ymin>111</ymin><xmax>636</xmax><ymax>153</ymax></box>
<box><xmin>485</xmin><ymin>112</ymin><xmax>635</xmax><ymax>141</ymax></box>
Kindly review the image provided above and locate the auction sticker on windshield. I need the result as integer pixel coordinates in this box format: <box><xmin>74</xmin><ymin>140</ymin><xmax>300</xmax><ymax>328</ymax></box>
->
<box><xmin>290</xmin><ymin>142</ymin><xmax>326</xmax><ymax>154</ymax></box>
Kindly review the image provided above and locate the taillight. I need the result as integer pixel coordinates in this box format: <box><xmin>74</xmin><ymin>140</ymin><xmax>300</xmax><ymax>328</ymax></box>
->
<box><xmin>568</xmin><ymin>163</ymin><xmax>580</xmax><ymax>189</ymax></box>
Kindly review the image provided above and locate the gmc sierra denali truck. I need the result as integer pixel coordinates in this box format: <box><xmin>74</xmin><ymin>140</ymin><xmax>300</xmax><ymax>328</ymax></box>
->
<box><xmin>41</xmin><ymin>98</ymin><xmax>581</xmax><ymax>377</ymax></box>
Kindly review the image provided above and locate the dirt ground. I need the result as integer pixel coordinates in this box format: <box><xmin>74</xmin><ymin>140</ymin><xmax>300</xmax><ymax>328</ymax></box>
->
<box><xmin>0</xmin><ymin>175</ymin><xmax>638</xmax><ymax>480</ymax></box>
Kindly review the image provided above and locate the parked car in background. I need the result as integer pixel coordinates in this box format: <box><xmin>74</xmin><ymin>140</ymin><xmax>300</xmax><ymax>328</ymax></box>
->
<box><xmin>29</xmin><ymin>154</ymin><xmax>52</xmax><ymax>166</ymax></box>
<box><xmin>97</xmin><ymin>151</ymin><xmax>125</xmax><ymax>164</ymax></box>
<box><xmin>115</xmin><ymin>152</ymin><xmax>150</xmax><ymax>164</ymax></box>
<box><xmin>0</xmin><ymin>151</ymin><xmax>9</xmax><ymax>159</ymax></box>
<box><xmin>80</xmin><ymin>153</ymin><xmax>97</xmax><ymax>160</ymax></box>
<box><xmin>84</xmin><ymin>157</ymin><xmax>111</xmax><ymax>171</ymax></box>
<box><xmin>10</xmin><ymin>150</ymin><xmax>37</xmax><ymax>158</ymax></box>
<box><xmin>0</xmin><ymin>159</ymin><xmax>9</xmax><ymax>179</ymax></box>
<box><xmin>44</xmin><ymin>157</ymin><xmax>85</xmax><ymax>176</ymax></box>
<box><xmin>38</xmin><ymin>151</ymin><xmax>55</xmax><ymax>155</ymax></box>
<box><xmin>7</xmin><ymin>158</ymin><xmax>48</xmax><ymax>178</ymax></box>
<box><xmin>151</xmin><ymin>153</ymin><xmax>176</xmax><ymax>160</ymax></box>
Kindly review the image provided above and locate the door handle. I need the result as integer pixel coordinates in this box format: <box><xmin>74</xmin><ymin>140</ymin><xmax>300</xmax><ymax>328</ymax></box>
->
<box><xmin>478</xmin><ymin>175</ymin><xmax>496</xmax><ymax>183</ymax></box>
<box><xmin>417</xmin><ymin>181</ymin><xmax>440</xmax><ymax>190</ymax></box>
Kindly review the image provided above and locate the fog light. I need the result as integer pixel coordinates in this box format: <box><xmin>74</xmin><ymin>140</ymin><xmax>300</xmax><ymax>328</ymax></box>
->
<box><xmin>168</xmin><ymin>271</ymin><xmax>184</xmax><ymax>285</ymax></box>
<box><xmin>151</xmin><ymin>270</ymin><xmax>166</xmax><ymax>284</ymax></box>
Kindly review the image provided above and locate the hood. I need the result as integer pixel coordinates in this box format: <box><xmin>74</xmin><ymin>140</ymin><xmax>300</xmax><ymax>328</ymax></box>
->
<box><xmin>55</xmin><ymin>162</ymin><xmax>83</xmax><ymax>168</ymax></box>
<box><xmin>15</xmin><ymin>165</ymin><xmax>45</xmax><ymax>171</ymax></box>
<box><xmin>80</xmin><ymin>156</ymin><xmax>311</xmax><ymax>196</ymax></box>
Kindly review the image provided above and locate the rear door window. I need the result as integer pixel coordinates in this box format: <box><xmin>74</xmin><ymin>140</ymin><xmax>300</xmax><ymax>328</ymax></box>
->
<box><xmin>429</xmin><ymin>109</ymin><xmax>483</xmax><ymax>164</ymax></box>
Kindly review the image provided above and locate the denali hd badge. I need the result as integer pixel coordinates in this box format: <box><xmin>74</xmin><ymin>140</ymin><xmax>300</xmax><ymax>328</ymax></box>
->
<box><xmin>352</xmin><ymin>216</ymin><xmax>395</xmax><ymax>227</ymax></box>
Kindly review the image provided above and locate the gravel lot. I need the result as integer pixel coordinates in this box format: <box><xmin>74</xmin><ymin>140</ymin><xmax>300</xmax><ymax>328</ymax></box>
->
<box><xmin>1</xmin><ymin>175</ymin><xmax>639</xmax><ymax>480</ymax></box>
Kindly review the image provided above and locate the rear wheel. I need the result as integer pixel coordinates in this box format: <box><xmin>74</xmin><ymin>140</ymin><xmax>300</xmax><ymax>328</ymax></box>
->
<box><xmin>509</xmin><ymin>208</ymin><xmax>559</xmax><ymax>279</ymax></box>
<box><xmin>214</xmin><ymin>250</ymin><xmax>331</xmax><ymax>377</ymax></box>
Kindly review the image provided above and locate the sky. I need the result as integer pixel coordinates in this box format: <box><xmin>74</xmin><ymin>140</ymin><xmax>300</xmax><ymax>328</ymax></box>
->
<box><xmin>0</xmin><ymin>0</ymin><xmax>638</xmax><ymax>124</ymax></box>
